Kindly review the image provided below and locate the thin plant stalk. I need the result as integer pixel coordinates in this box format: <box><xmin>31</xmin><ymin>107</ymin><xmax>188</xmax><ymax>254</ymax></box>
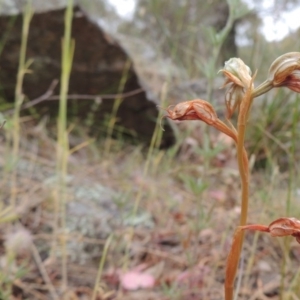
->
<box><xmin>31</xmin><ymin>244</ymin><xmax>59</xmax><ymax>300</ymax></box>
<box><xmin>206</xmin><ymin>2</ymin><xmax>234</xmax><ymax>102</ymax></box>
<box><xmin>134</xmin><ymin>82</ymin><xmax>168</xmax><ymax>214</ymax></box>
<box><xmin>144</xmin><ymin>83</ymin><xmax>168</xmax><ymax>176</ymax></box>
<box><xmin>0</xmin><ymin>15</ymin><xmax>16</xmax><ymax>57</ymax></box>
<box><xmin>289</xmin><ymin>263</ymin><xmax>300</xmax><ymax>296</ymax></box>
<box><xmin>206</xmin><ymin>0</ymin><xmax>247</xmax><ymax>102</ymax></box>
<box><xmin>55</xmin><ymin>0</ymin><xmax>74</xmax><ymax>291</ymax></box>
<box><xmin>11</xmin><ymin>1</ymin><xmax>33</xmax><ymax>207</ymax></box>
<box><xmin>104</xmin><ymin>60</ymin><xmax>131</xmax><ymax>155</ymax></box>
<box><xmin>92</xmin><ymin>235</ymin><xmax>113</xmax><ymax>300</ymax></box>
<box><xmin>123</xmin><ymin>83</ymin><xmax>168</xmax><ymax>270</ymax></box>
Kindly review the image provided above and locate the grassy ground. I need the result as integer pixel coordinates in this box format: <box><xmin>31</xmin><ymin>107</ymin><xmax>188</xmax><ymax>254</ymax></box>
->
<box><xmin>1</xmin><ymin>117</ymin><xmax>300</xmax><ymax>299</ymax></box>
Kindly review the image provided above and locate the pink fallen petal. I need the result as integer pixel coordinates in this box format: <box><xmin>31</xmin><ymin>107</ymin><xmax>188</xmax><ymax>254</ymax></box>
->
<box><xmin>120</xmin><ymin>271</ymin><xmax>155</xmax><ymax>290</ymax></box>
<box><xmin>209</xmin><ymin>190</ymin><xmax>226</xmax><ymax>201</ymax></box>
<box><xmin>176</xmin><ymin>270</ymin><xmax>190</xmax><ymax>282</ymax></box>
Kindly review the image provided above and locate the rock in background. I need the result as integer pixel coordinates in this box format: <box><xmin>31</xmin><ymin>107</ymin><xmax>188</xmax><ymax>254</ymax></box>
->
<box><xmin>0</xmin><ymin>0</ymin><xmax>237</xmax><ymax>145</ymax></box>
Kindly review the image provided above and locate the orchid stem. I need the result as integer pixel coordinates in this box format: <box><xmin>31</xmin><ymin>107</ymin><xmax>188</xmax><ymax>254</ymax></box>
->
<box><xmin>225</xmin><ymin>83</ymin><xmax>253</xmax><ymax>300</ymax></box>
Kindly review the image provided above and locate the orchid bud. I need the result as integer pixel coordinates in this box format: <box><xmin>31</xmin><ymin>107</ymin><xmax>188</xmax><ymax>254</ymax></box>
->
<box><xmin>221</xmin><ymin>58</ymin><xmax>252</xmax><ymax>88</ymax></box>
<box><xmin>219</xmin><ymin>58</ymin><xmax>253</xmax><ymax>118</ymax></box>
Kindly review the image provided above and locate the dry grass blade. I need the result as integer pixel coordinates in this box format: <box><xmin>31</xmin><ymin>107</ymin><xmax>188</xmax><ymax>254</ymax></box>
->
<box><xmin>31</xmin><ymin>243</ymin><xmax>59</xmax><ymax>300</ymax></box>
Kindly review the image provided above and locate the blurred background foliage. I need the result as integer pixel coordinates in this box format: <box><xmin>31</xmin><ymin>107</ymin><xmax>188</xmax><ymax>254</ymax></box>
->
<box><xmin>2</xmin><ymin>0</ymin><xmax>300</xmax><ymax>166</ymax></box>
<box><xmin>1</xmin><ymin>0</ymin><xmax>300</xmax><ymax>298</ymax></box>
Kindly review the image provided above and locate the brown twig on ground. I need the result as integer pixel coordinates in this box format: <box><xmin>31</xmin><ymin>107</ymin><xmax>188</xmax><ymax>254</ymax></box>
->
<box><xmin>21</xmin><ymin>79</ymin><xmax>59</xmax><ymax>110</ymax></box>
<box><xmin>4</xmin><ymin>82</ymin><xmax>144</xmax><ymax>115</ymax></box>
<box><xmin>13</xmin><ymin>279</ymin><xmax>49</xmax><ymax>300</ymax></box>
<box><xmin>5</xmin><ymin>79</ymin><xmax>59</xmax><ymax>114</ymax></box>
<box><xmin>46</xmin><ymin>87</ymin><xmax>144</xmax><ymax>101</ymax></box>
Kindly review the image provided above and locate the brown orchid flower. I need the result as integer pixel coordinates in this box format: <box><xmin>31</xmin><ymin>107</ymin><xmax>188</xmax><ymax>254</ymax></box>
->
<box><xmin>253</xmin><ymin>52</ymin><xmax>300</xmax><ymax>97</ymax></box>
<box><xmin>268</xmin><ymin>52</ymin><xmax>300</xmax><ymax>89</ymax></box>
<box><xmin>163</xmin><ymin>99</ymin><xmax>237</xmax><ymax>142</ymax></box>
<box><xmin>163</xmin><ymin>100</ymin><xmax>217</xmax><ymax>124</ymax></box>
<box><xmin>225</xmin><ymin>217</ymin><xmax>300</xmax><ymax>299</ymax></box>
<box><xmin>240</xmin><ymin>217</ymin><xmax>300</xmax><ymax>243</ymax></box>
